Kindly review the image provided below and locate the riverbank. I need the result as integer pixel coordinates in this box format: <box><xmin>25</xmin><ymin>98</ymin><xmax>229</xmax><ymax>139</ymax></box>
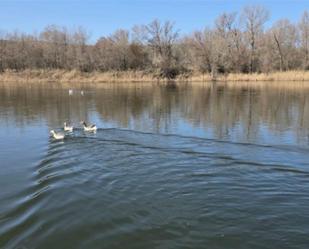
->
<box><xmin>1</xmin><ymin>69</ymin><xmax>309</xmax><ymax>83</ymax></box>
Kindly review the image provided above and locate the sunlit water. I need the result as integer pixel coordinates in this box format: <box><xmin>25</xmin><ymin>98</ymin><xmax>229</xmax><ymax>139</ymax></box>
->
<box><xmin>0</xmin><ymin>82</ymin><xmax>309</xmax><ymax>249</ymax></box>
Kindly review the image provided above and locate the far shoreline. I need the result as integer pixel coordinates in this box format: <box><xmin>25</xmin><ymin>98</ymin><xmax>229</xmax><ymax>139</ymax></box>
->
<box><xmin>1</xmin><ymin>70</ymin><xmax>309</xmax><ymax>83</ymax></box>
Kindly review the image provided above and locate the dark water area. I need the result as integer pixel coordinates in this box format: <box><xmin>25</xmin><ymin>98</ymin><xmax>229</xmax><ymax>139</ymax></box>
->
<box><xmin>0</xmin><ymin>82</ymin><xmax>309</xmax><ymax>249</ymax></box>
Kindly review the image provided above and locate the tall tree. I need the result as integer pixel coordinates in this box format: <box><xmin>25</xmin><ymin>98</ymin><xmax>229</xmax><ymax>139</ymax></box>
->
<box><xmin>241</xmin><ymin>5</ymin><xmax>269</xmax><ymax>73</ymax></box>
<box><xmin>299</xmin><ymin>11</ymin><xmax>309</xmax><ymax>69</ymax></box>
<box><xmin>0</xmin><ymin>31</ymin><xmax>5</xmax><ymax>72</ymax></box>
<box><xmin>214</xmin><ymin>12</ymin><xmax>247</xmax><ymax>72</ymax></box>
<box><xmin>271</xmin><ymin>19</ymin><xmax>297</xmax><ymax>71</ymax></box>
<box><xmin>144</xmin><ymin>19</ymin><xmax>179</xmax><ymax>78</ymax></box>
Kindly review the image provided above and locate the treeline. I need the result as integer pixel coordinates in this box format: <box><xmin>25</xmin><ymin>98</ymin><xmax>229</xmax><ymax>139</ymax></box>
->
<box><xmin>0</xmin><ymin>6</ymin><xmax>309</xmax><ymax>79</ymax></box>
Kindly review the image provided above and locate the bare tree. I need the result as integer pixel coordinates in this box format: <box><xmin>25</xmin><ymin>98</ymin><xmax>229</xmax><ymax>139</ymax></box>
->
<box><xmin>40</xmin><ymin>25</ymin><xmax>71</xmax><ymax>69</ymax></box>
<box><xmin>111</xmin><ymin>29</ymin><xmax>131</xmax><ymax>70</ymax></box>
<box><xmin>2</xmin><ymin>7</ymin><xmax>309</xmax><ymax>77</ymax></box>
<box><xmin>72</xmin><ymin>27</ymin><xmax>91</xmax><ymax>71</ymax></box>
<box><xmin>271</xmin><ymin>19</ymin><xmax>297</xmax><ymax>71</ymax></box>
<box><xmin>95</xmin><ymin>29</ymin><xmax>145</xmax><ymax>71</ymax></box>
<box><xmin>0</xmin><ymin>31</ymin><xmax>6</xmax><ymax>72</ymax></box>
<box><xmin>186</xmin><ymin>28</ymin><xmax>220</xmax><ymax>79</ymax></box>
<box><xmin>241</xmin><ymin>5</ymin><xmax>269</xmax><ymax>73</ymax></box>
<box><xmin>299</xmin><ymin>11</ymin><xmax>309</xmax><ymax>69</ymax></box>
<box><xmin>214</xmin><ymin>12</ymin><xmax>247</xmax><ymax>73</ymax></box>
<box><xmin>144</xmin><ymin>19</ymin><xmax>179</xmax><ymax>78</ymax></box>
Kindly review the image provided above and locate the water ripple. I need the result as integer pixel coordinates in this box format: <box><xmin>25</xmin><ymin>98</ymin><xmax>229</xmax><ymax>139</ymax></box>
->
<box><xmin>1</xmin><ymin>129</ymin><xmax>309</xmax><ymax>249</ymax></box>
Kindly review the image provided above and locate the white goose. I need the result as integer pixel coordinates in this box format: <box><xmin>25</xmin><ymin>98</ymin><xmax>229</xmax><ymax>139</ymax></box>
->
<box><xmin>81</xmin><ymin>121</ymin><xmax>97</xmax><ymax>132</ymax></box>
<box><xmin>64</xmin><ymin>122</ymin><xmax>73</xmax><ymax>132</ymax></box>
<box><xmin>50</xmin><ymin>130</ymin><xmax>65</xmax><ymax>140</ymax></box>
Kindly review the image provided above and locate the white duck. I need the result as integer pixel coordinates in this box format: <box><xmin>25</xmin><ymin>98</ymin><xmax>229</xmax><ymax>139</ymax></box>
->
<box><xmin>81</xmin><ymin>121</ymin><xmax>97</xmax><ymax>132</ymax></box>
<box><xmin>50</xmin><ymin>130</ymin><xmax>65</xmax><ymax>140</ymax></box>
<box><xmin>64</xmin><ymin>122</ymin><xmax>73</xmax><ymax>132</ymax></box>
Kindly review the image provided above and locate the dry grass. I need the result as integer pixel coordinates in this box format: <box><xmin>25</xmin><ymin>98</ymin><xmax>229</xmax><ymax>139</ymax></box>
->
<box><xmin>189</xmin><ymin>71</ymin><xmax>309</xmax><ymax>82</ymax></box>
<box><xmin>1</xmin><ymin>69</ymin><xmax>309</xmax><ymax>83</ymax></box>
<box><xmin>0</xmin><ymin>69</ymin><xmax>157</xmax><ymax>83</ymax></box>
<box><xmin>222</xmin><ymin>71</ymin><xmax>309</xmax><ymax>82</ymax></box>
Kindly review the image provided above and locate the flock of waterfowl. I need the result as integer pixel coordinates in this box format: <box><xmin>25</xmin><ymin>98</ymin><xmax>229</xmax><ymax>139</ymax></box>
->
<box><xmin>50</xmin><ymin>121</ymin><xmax>97</xmax><ymax>140</ymax></box>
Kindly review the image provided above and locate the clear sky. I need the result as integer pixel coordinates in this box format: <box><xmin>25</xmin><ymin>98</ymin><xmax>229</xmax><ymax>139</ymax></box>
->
<box><xmin>0</xmin><ymin>0</ymin><xmax>308</xmax><ymax>42</ymax></box>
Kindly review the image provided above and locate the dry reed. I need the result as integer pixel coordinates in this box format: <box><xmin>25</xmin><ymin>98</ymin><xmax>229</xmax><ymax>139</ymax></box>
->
<box><xmin>1</xmin><ymin>69</ymin><xmax>309</xmax><ymax>83</ymax></box>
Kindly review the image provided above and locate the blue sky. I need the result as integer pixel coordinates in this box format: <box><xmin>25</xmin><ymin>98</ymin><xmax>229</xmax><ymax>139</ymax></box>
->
<box><xmin>0</xmin><ymin>0</ymin><xmax>308</xmax><ymax>42</ymax></box>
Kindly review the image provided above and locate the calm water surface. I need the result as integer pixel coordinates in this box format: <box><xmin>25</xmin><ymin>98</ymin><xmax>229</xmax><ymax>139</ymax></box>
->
<box><xmin>0</xmin><ymin>82</ymin><xmax>309</xmax><ymax>249</ymax></box>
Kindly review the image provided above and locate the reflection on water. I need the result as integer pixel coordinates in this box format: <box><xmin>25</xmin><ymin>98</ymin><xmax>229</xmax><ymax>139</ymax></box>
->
<box><xmin>1</xmin><ymin>82</ymin><xmax>309</xmax><ymax>144</ymax></box>
<box><xmin>0</xmin><ymin>82</ymin><xmax>309</xmax><ymax>249</ymax></box>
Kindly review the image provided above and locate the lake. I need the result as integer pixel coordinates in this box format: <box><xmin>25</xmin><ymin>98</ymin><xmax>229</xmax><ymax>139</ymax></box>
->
<box><xmin>0</xmin><ymin>81</ymin><xmax>309</xmax><ymax>249</ymax></box>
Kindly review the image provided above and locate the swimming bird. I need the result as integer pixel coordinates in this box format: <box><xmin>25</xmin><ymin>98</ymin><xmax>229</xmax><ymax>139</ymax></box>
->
<box><xmin>50</xmin><ymin>130</ymin><xmax>65</xmax><ymax>140</ymax></box>
<box><xmin>80</xmin><ymin>90</ymin><xmax>84</xmax><ymax>96</ymax></box>
<box><xmin>69</xmin><ymin>89</ymin><xmax>73</xmax><ymax>95</ymax></box>
<box><xmin>81</xmin><ymin>121</ymin><xmax>97</xmax><ymax>132</ymax></box>
<box><xmin>64</xmin><ymin>122</ymin><xmax>73</xmax><ymax>132</ymax></box>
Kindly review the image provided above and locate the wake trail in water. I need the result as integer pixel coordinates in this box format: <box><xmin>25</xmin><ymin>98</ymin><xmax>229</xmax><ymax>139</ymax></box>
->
<box><xmin>1</xmin><ymin>128</ymin><xmax>309</xmax><ymax>249</ymax></box>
